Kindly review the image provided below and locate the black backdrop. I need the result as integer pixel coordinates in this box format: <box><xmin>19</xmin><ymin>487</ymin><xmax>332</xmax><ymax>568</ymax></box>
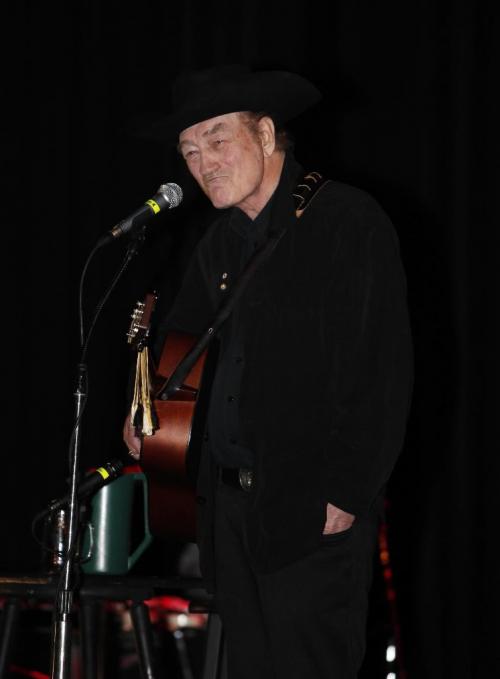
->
<box><xmin>7</xmin><ymin>1</ymin><xmax>499</xmax><ymax>676</ymax></box>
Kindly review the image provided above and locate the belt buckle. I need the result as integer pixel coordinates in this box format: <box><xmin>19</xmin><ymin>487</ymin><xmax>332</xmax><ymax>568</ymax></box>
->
<box><xmin>238</xmin><ymin>468</ymin><xmax>253</xmax><ymax>492</ymax></box>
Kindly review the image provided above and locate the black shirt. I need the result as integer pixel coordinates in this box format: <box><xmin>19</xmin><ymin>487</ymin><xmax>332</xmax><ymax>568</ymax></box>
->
<box><xmin>206</xmin><ymin>197</ymin><xmax>274</xmax><ymax>469</ymax></box>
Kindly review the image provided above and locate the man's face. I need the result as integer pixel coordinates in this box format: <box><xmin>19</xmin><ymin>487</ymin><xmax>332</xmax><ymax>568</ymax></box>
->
<box><xmin>178</xmin><ymin>112</ymin><xmax>265</xmax><ymax>212</ymax></box>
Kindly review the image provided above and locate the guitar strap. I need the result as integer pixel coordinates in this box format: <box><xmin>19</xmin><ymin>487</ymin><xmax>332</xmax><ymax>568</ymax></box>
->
<box><xmin>132</xmin><ymin>171</ymin><xmax>330</xmax><ymax>434</ymax></box>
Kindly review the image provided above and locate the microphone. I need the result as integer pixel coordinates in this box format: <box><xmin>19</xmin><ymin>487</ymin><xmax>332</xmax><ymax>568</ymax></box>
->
<box><xmin>98</xmin><ymin>182</ymin><xmax>183</xmax><ymax>246</ymax></box>
<box><xmin>48</xmin><ymin>459</ymin><xmax>125</xmax><ymax>512</ymax></box>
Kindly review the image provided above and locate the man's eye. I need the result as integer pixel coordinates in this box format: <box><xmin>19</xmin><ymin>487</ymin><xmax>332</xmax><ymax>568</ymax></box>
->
<box><xmin>184</xmin><ymin>149</ymin><xmax>198</xmax><ymax>159</ymax></box>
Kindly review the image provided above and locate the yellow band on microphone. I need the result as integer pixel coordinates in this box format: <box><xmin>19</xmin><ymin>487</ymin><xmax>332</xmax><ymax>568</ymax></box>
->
<box><xmin>145</xmin><ymin>199</ymin><xmax>161</xmax><ymax>214</ymax></box>
<box><xmin>96</xmin><ymin>467</ymin><xmax>110</xmax><ymax>480</ymax></box>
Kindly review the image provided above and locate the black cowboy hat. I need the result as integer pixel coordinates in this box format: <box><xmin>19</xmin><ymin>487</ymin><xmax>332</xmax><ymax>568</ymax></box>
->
<box><xmin>143</xmin><ymin>64</ymin><xmax>322</xmax><ymax>142</ymax></box>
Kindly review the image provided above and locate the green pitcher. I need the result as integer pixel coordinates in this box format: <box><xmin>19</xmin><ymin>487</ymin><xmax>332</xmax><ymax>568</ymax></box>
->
<box><xmin>81</xmin><ymin>468</ymin><xmax>153</xmax><ymax>575</ymax></box>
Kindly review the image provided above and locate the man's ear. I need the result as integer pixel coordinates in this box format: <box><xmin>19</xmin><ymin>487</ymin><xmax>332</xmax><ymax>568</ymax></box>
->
<box><xmin>258</xmin><ymin>116</ymin><xmax>276</xmax><ymax>157</ymax></box>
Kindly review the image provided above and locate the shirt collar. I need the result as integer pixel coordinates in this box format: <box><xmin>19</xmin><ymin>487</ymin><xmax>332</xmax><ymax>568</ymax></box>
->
<box><xmin>229</xmin><ymin>195</ymin><xmax>274</xmax><ymax>243</ymax></box>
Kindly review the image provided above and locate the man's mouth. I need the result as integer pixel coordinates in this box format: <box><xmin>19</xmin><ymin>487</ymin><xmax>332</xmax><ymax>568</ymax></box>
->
<box><xmin>205</xmin><ymin>175</ymin><xmax>227</xmax><ymax>186</ymax></box>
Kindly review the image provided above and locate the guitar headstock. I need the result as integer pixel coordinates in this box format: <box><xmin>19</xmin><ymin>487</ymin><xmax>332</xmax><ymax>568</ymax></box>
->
<box><xmin>126</xmin><ymin>292</ymin><xmax>157</xmax><ymax>349</ymax></box>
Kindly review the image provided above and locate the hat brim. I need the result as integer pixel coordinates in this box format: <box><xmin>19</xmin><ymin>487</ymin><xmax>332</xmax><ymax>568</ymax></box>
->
<box><xmin>143</xmin><ymin>71</ymin><xmax>322</xmax><ymax>143</ymax></box>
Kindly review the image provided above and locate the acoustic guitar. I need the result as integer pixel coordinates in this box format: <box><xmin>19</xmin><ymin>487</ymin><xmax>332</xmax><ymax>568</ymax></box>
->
<box><xmin>127</xmin><ymin>293</ymin><xmax>217</xmax><ymax>542</ymax></box>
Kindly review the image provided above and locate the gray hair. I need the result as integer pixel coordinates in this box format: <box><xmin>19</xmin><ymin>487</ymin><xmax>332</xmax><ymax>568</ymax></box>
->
<box><xmin>239</xmin><ymin>111</ymin><xmax>293</xmax><ymax>152</ymax></box>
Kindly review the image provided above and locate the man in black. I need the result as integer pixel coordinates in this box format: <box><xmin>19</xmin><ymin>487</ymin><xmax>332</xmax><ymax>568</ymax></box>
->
<box><xmin>124</xmin><ymin>65</ymin><xmax>413</xmax><ymax>678</ymax></box>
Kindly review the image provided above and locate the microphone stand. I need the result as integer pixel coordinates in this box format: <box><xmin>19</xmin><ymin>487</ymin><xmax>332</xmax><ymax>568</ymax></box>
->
<box><xmin>49</xmin><ymin>228</ymin><xmax>146</xmax><ymax>679</ymax></box>
<box><xmin>50</xmin><ymin>362</ymin><xmax>87</xmax><ymax>678</ymax></box>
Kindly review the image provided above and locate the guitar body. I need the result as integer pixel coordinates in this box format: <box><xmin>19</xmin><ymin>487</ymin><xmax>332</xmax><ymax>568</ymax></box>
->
<box><xmin>140</xmin><ymin>331</ymin><xmax>216</xmax><ymax>542</ymax></box>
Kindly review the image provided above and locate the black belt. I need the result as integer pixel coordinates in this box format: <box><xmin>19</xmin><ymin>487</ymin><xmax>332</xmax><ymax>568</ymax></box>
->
<box><xmin>218</xmin><ymin>467</ymin><xmax>254</xmax><ymax>492</ymax></box>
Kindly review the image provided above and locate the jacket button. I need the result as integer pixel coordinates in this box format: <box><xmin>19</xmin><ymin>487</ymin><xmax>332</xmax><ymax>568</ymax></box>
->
<box><xmin>196</xmin><ymin>496</ymin><xmax>207</xmax><ymax>506</ymax></box>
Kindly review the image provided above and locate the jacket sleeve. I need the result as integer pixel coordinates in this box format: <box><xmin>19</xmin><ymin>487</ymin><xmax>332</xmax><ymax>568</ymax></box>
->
<box><xmin>323</xmin><ymin>199</ymin><xmax>413</xmax><ymax>516</ymax></box>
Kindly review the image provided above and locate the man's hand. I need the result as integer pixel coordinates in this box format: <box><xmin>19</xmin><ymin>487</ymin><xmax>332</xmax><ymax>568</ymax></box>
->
<box><xmin>322</xmin><ymin>503</ymin><xmax>355</xmax><ymax>535</ymax></box>
<box><xmin>123</xmin><ymin>413</ymin><xmax>142</xmax><ymax>461</ymax></box>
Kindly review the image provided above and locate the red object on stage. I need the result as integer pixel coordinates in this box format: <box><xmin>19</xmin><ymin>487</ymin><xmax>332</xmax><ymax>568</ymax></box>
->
<box><xmin>9</xmin><ymin>666</ymin><xmax>50</xmax><ymax>679</ymax></box>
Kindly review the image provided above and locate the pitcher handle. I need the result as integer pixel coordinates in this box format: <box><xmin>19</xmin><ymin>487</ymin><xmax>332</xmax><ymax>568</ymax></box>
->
<box><xmin>127</xmin><ymin>472</ymin><xmax>153</xmax><ymax>569</ymax></box>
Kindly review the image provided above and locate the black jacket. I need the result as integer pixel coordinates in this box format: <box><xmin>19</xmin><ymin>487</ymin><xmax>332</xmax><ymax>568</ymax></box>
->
<box><xmin>160</xmin><ymin>154</ymin><xmax>413</xmax><ymax>576</ymax></box>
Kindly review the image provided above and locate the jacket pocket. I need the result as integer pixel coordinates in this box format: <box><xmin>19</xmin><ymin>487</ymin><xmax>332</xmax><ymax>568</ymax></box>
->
<box><xmin>320</xmin><ymin>525</ymin><xmax>354</xmax><ymax>545</ymax></box>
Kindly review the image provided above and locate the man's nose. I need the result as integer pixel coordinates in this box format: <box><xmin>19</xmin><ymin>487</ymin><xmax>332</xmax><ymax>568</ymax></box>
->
<box><xmin>199</xmin><ymin>150</ymin><xmax>219</xmax><ymax>176</ymax></box>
